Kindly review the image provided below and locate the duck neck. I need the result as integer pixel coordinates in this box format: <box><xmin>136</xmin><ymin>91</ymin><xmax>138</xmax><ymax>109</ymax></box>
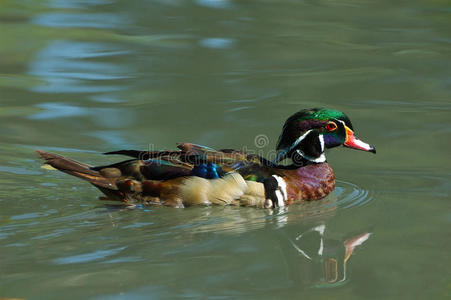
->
<box><xmin>267</xmin><ymin>155</ymin><xmax>322</xmax><ymax>170</ymax></box>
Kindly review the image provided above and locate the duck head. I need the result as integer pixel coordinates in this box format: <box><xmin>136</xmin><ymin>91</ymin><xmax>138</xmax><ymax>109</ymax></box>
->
<box><xmin>274</xmin><ymin>108</ymin><xmax>376</xmax><ymax>165</ymax></box>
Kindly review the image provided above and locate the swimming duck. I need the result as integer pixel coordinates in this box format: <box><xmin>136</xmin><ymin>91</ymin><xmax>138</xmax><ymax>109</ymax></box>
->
<box><xmin>37</xmin><ymin>108</ymin><xmax>375</xmax><ymax>208</ymax></box>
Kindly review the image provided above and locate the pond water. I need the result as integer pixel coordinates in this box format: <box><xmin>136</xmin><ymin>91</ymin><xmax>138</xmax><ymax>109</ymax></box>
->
<box><xmin>1</xmin><ymin>0</ymin><xmax>450</xmax><ymax>299</ymax></box>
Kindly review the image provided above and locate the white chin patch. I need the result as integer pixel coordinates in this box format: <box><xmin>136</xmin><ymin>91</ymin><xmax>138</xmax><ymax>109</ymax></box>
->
<box><xmin>296</xmin><ymin>149</ymin><xmax>326</xmax><ymax>163</ymax></box>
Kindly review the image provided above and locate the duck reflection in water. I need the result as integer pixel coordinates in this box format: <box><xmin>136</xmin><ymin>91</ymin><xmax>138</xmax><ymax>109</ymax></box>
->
<box><xmin>280</xmin><ymin>222</ymin><xmax>371</xmax><ymax>287</ymax></box>
<box><xmin>101</xmin><ymin>189</ymin><xmax>371</xmax><ymax>289</ymax></box>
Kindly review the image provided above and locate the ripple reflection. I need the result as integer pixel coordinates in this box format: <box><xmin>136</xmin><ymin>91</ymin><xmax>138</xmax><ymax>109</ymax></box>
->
<box><xmin>332</xmin><ymin>180</ymin><xmax>374</xmax><ymax>209</ymax></box>
<box><xmin>29</xmin><ymin>40</ymin><xmax>131</xmax><ymax>93</ymax></box>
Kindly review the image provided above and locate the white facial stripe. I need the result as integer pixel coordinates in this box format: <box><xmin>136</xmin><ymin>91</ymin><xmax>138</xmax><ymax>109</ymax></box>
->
<box><xmin>296</xmin><ymin>149</ymin><xmax>326</xmax><ymax>163</ymax></box>
<box><xmin>275</xmin><ymin>129</ymin><xmax>329</xmax><ymax>164</ymax></box>
<box><xmin>292</xmin><ymin>129</ymin><xmax>313</xmax><ymax>149</ymax></box>
<box><xmin>294</xmin><ymin>130</ymin><xmax>326</xmax><ymax>163</ymax></box>
<box><xmin>319</xmin><ymin>134</ymin><xmax>325</xmax><ymax>152</ymax></box>
<box><xmin>335</xmin><ymin>119</ymin><xmax>346</xmax><ymax>126</ymax></box>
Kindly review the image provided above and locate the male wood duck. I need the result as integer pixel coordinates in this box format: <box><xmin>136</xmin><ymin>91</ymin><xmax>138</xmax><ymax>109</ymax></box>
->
<box><xmin>37</xmin><ymin>108</ymin><xmax>375</xmax><ymax>208</ymax></box>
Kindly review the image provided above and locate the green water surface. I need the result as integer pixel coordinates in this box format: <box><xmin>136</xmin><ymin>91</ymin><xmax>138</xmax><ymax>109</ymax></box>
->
<box><xmin>0</xmin><ymin>0</ymin><xmax>450</xmax><ymax>299</ymax></box>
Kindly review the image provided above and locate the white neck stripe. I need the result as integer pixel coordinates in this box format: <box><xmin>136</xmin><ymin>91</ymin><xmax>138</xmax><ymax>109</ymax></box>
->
<box><xmin>296</xmin><ymin>149</ymin><xmax>326</xmax><ymax>163</ymax></box>
<box><xmin>272</xmin><ymin>175</ymin><xmax>287</xmax><ymax>207</ymax></box>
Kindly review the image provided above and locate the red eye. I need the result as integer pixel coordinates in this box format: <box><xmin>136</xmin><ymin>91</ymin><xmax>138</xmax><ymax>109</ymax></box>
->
<box><xmin>326</xmin><ymin>122</ymin><xmax>337</xmax><ymax>131</ymax></box>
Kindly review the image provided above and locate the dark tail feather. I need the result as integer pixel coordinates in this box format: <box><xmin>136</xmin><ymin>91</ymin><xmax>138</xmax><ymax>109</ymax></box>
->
<box><xmin>36</xmin><ymin>150</ymin><xmax>117</xmax><ymax>190</ymax></box>
<box><xmin>104</xmin><ymin>149</ymin><xmax>181</xmax><ymax>160</ymax></box>
<box><xmin>104</xmin><ymin>150</ymin><xmax>146</xmax><ymax>159</ymax></box>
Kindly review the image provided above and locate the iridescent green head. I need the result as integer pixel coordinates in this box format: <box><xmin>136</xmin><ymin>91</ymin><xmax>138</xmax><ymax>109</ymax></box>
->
<box><xmin>274</xmin><ymin>108</ymin><xmax>375</xmax><ymax>164</ymax></box>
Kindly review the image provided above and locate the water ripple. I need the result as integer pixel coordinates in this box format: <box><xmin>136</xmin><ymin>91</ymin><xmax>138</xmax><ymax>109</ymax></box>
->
<box><xmin>199</xmin><ymin>38</ymin><xmax>234</xmax><ymax>49</ymax></box>
<box><xmin>195</xmin><ymin>0</ymin><xmax>232</xmax><ymax>9</ymax></box>
<box><xmin>53</xmin><ymin>246</ymin><xmax>127</xmax><ymax>264</ymax></box>
<box><xmin>29</xmin><ymin>103</ymin><xmax>89</xmax><ymax>120</ymax></box>
<box><xmin>48</xmin><ymin>0</ymin><xmax>114</xmax><ymax>9</ymax></box>
<box><xmin>331</xmin><ymin>180</ymin><xmax>374</xmax><ymax>209</ymax></box>
<box><xmin>28</xmin><ymin>40</ymin><xmax>131</xmax><ymax>93</ymax></box>
<box><xmin>144</xmin><ymin>180</ymin><xmax>374</xmax><ymax>235</ymax></box>
<box><xmin>32</xmin><ymin>13</ymin><xmax>126</xmax><ymax>29</ymax></box>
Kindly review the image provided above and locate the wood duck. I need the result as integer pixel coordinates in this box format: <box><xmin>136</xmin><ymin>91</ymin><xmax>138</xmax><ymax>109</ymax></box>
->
<box><xmin>37</xmin><ymin>108</ymin><xmax>375</xmax><ymax>208</ymax></box>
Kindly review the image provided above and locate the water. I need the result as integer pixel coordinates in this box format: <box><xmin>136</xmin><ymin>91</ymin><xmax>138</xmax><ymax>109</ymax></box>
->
<box><xmin>1</xmin><ymin>0</ymin><xmax>450</xmax><ymax>299</ymax></box>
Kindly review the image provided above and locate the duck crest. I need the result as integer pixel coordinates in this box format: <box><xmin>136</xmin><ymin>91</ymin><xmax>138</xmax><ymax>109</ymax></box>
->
<box><xmin>36</xmin><ymin>108</ymin><xmax>375</xmax><ymax>208</ymax></box>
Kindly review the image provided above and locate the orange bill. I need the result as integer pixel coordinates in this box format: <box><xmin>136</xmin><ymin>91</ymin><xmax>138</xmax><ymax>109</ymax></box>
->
<box><xmin>343</xmin><ymin>126</ymin><xmax>376</xmax><ymax>153</ymax></box>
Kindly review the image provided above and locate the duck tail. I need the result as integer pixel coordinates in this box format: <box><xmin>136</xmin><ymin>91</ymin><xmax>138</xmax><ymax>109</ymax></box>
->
<box><xmin>36</xmin><ymin>150</ymin><xmax>117</xmax><ymax>190</ymax></box>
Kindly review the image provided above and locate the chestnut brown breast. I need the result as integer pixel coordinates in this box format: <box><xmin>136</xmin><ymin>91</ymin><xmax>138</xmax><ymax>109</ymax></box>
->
<box><xmin>281</xmin><ymin>163</ymin><xmax>335</xmax><ymax>203</ymax></box>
